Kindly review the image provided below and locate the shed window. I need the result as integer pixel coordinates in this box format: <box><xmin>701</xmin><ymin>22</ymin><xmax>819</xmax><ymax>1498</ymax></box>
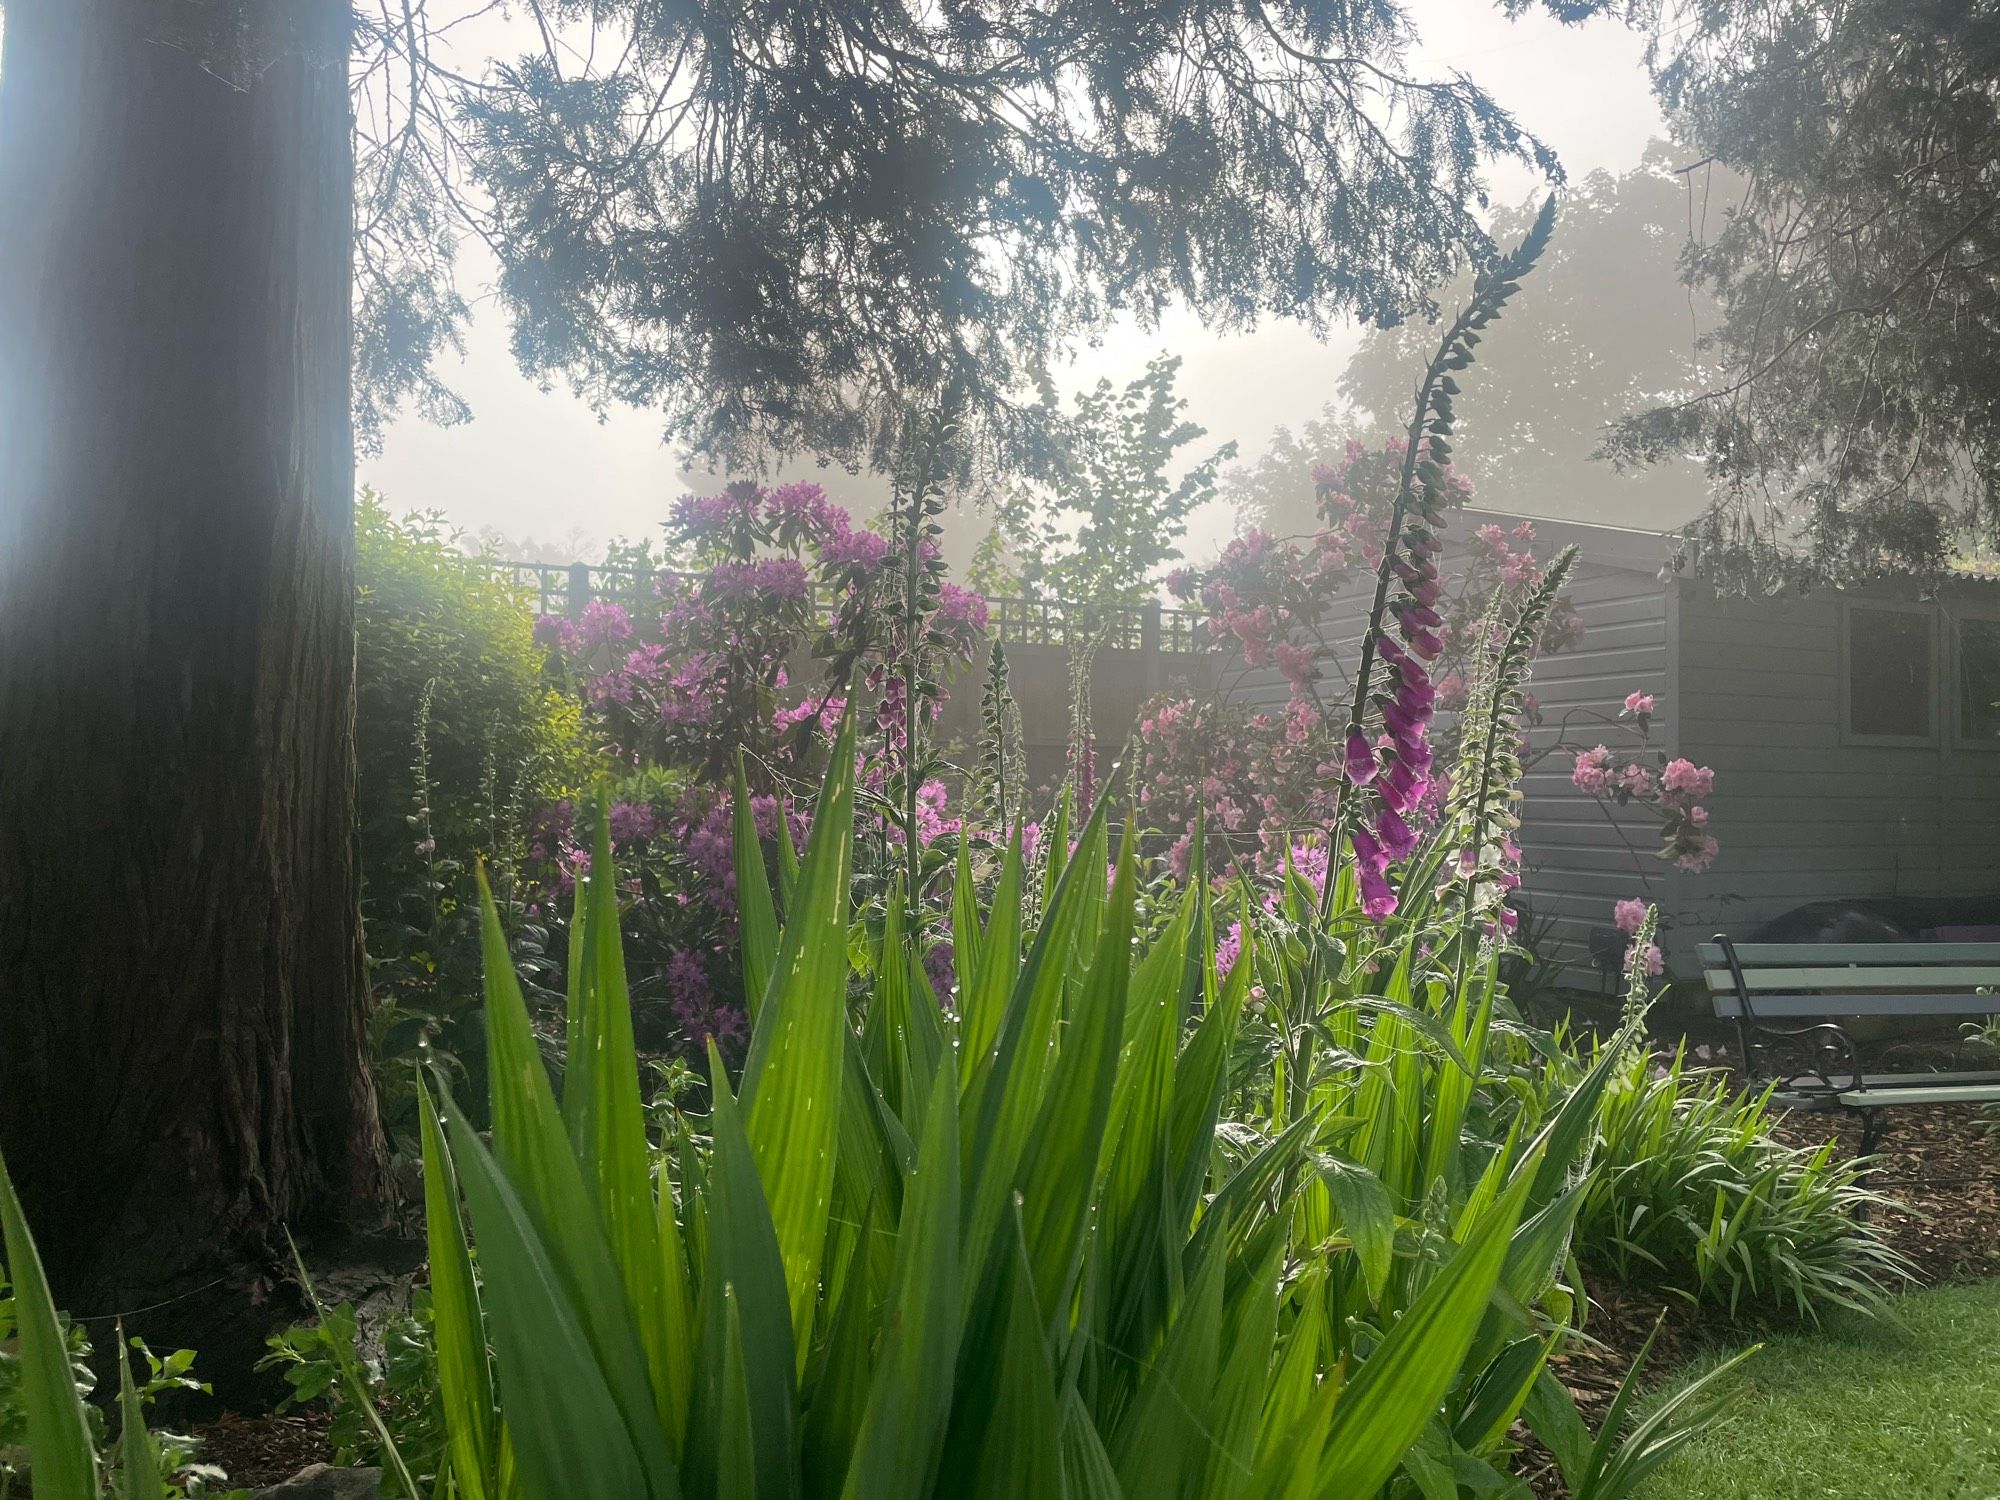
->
<box><xmin>1962</xmin><ymin>617</ymin><xmax>2000</xmax><ymax>743</ymax></box>
<box><xmin>1844</xmin><ymin>605</ymin><xmax>1934</xmax><ymax>740</ymax></box>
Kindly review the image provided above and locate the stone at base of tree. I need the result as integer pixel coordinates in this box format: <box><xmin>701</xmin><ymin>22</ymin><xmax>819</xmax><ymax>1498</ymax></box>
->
<box><xmin>252</xmin><ymin>1463</ymin><xmax>383</xmax><ymax>1499</ymax></box>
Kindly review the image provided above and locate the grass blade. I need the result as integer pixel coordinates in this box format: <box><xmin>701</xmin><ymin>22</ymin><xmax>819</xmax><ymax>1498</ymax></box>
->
<box><xmin>579</xmin><ymin>806</ymin><xmax>676</xmax><ymax>1437</ymax></box>
<box><xmin>475</xmin><ymin>875</ymin><xmax>675</xmax><ymax>1488</ymax></box>
<box><xmin>841</xmin><ymin>1072</ymin><xmax>964</xmax><ymax>1500</ymax></box>
<box><xmin>1014</xmin><ymin>825</ymin><xmax>1135</xmax><ymax>1318</ymax></box>
<box><xmin>689</xmin><ymin>1041</ymin><xmax>800</xmax><ymax>1500</ymax></box>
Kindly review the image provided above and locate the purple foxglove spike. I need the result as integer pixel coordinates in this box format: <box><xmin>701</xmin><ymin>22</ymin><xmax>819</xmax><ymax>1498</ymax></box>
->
<box><xmin>1405</xmin><ymin>626</ymin><xmax>1444</xmax><ymax>660</ymax></box>
<box><xmin>1379</xmin><ymin>761</ymin><xmax>1430</xmax><ymax>814</ymax></box>
<box><xmin>1344</xmin><ymin>729</ymin><xmax>1379</xmax><ymax>786</ymax></box>
<box><xmin>1382</xmin><ymin>701</ymin><xmax>1429</xmax><ymax>744</ymax></box>
<box><xmin>1350</xmin><ymin>825</ymin><xmax>1387</xmax><ymax>873</ymax></box>
<box><xmin>1376</xmin><ymin>806</ymin><xmax>1417</xmax><ymax>861</ymax></box>
<box><xmin>1358</xmin><ymin>863</ymin><xmax>1399</xmax><ymax>922</ymax></box>
<box><xmin>1400</xmin><ymin>603</ymin><xmax>1443</xmax><ymax>630</ymax></box>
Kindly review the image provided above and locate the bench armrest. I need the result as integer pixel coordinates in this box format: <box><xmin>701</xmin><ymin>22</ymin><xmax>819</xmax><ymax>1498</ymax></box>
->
<box><xmin>1712</xmin><ymin>933</ymin><xmax>1863</xmax><ymax>1098</ymax></box>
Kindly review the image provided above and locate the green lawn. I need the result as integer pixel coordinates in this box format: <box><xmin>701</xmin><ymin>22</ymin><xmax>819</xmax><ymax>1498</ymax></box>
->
<box><xmin>1639</xmin><ymin>1280</ymin><xmax>2000</xmax><ymax>1499</ymax></box>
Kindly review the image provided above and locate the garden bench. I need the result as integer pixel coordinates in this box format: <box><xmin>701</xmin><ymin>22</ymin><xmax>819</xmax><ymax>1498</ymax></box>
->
<box><xmin>1701</xmin><ymin>937</ymin><xmax>2000</xmax><ymax>1155</ymax></box>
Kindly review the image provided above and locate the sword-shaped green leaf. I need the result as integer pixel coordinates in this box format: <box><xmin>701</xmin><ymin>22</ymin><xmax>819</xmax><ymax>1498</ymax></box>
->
<box><xmin>733</xmin><ymin>751</ymin><xmax>781</xmax><ymax>1020</ymax></box>
<box><xmin>0</xmin><ymin>1148</ymin><xmax>98</xmax><ymax>1500</ymax></box>
<box><xmin>419</xmin><ymin>1073</ymin><xmax>498</xmax><ymax>1499</ymax></box>
<box><xmin>739</xmin><ymin>709</ymin><xmax>858</xmax><ymax>1350</ymax></box>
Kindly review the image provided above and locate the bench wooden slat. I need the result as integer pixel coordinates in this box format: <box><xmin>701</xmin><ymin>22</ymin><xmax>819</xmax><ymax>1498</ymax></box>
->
<box><xmin>1704</xmin><ymin>965</ymin><xmax>2000</xmax><ymax>992</ymax></box>
<box><xmin>1835</xmin><ymin>1085</ymin><xmax>2000</xmax><ymax>1108</ymax></box>
<box><xmin>1713</xmin><ymin>992</ymin><xmax>2000</xmax><ymax>1018</ymax></box>
<box><xmin>1856</xmin><ymin>1070</ymin><xmax>2000</xmax><ymax>1087</ymax></box>
<box><xmin>1696</xmin><ymin>942</ymin><xmax>2000</xmax><ymax>966</ymax></box>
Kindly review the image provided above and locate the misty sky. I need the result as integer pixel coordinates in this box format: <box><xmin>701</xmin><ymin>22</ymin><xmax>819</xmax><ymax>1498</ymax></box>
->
<box><xmin>359</xmin><ymin>3</ymin><xmax>1672</xmax><ymax>559</ymax></box>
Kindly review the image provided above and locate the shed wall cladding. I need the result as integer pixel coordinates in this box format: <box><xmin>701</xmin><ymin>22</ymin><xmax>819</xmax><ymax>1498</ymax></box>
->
<box><xmin>1512</xmin><ymin>558</ymin><xmax>1674</xmax><ymax>987</ymax></box>
<box><xmin>1672</xmin><ymin>581</ymin><xmax>2000</xmax><ymax>957</ymax></box>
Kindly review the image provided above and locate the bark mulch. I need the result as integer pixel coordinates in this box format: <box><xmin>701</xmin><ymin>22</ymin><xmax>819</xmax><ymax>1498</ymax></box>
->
<box><xmin>188</xmin><ymin>1407</ymin><xmax>334</xmax><ymax>1491</ymax></box>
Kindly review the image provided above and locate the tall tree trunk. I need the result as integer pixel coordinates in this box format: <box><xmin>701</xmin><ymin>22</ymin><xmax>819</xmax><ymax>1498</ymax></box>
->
<box><xmin>0</xmin><ymin>0</ymin><xmax>386</xmax><ymax>1335</ymax></box>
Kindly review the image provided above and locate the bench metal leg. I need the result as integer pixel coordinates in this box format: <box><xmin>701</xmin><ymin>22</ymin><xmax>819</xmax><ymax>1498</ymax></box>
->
<box><xmin>1853</xmin><ymin>1110</ymin><xmax>1887</xmax><ymax>1223</ymax></box>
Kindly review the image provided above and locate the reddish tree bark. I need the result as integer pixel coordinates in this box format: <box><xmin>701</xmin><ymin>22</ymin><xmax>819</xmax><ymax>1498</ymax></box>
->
<box><xmin>0</xmin><ymin>0</ymin><xmax>385</xmax><ymax>1326</ymax></box>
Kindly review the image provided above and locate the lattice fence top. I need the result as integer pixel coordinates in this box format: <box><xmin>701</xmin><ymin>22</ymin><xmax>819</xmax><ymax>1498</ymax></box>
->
<box><xmin>491</xmin><ymin>560</ymin><xmax>1206</xmax><ymax>655</ymax></box>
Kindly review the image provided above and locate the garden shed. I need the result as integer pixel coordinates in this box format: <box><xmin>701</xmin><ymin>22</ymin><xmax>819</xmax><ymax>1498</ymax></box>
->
<box><xmin>1235</xmin><ymin>509</ymin><xmax>2000</xmax><ymax>983</ymax></box>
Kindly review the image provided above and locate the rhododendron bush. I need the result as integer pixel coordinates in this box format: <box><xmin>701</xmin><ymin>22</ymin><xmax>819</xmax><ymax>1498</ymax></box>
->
<box><xmin>526</xmin><ymin>479</ymin><xmax>989</xmax><ymax>1058</ymax></box>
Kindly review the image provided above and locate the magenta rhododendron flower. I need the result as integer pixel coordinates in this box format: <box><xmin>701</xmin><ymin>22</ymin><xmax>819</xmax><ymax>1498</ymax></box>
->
<box><xmin>608</xmin><ymin>801</ymin><xmax>656</xmax><ymax>845</ymax></box>
<box><xmin>533</xmin><ymin>612</ymin><xmax>582</xmax><ymax>654</ymax></box>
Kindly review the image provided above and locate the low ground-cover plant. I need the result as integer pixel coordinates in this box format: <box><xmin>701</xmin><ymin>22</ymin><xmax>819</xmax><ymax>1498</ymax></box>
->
<box><xmin>1559</xmin><ymin>1046</ymin><xmax>1907</xmax><ymax>1319</ymax></box>
<box><xmin>0</xmin><ymin>1161</ymin><xmax>234</xmax><ymax>1498</ymax></box>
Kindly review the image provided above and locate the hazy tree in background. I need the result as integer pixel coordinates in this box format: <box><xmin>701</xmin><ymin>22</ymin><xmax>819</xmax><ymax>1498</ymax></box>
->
<box><xmin>1608</xmin><ymin>0</ymin><xmax>2000</xmax><ymax>587</ymax></box>
<box><xmin>0</xmin><ymin>0</ymin><xmax>386</xmax><ymax>1332</ymax></box>
<box><xmin>996</xmin><ymin>355</ymin><xmax>1235</xmax><ymax>603</ymax></box>
<box><xmin>1344</xmin><ymin>150</ymin><xmax>1718</xmax><ymax>529</ymax></box>
<box><xmin>1237</xmin><ymin>151</ymin><xmax>1719</xmax><ymax>537</ymax></box>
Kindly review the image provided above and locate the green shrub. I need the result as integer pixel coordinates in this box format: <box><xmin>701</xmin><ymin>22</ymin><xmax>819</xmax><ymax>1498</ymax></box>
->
<box><xmin>354</xmin><ymin>491</ymin><xmax>597</xmax><ymax>1141</ymax></box>
<box><xmin>1566</xmin><ymin>1046</ymin><xmax>1907</xmax><ymax>1319</ymax></box>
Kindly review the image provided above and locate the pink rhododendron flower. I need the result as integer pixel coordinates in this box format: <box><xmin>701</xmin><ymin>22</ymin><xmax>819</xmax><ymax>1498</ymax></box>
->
<box><xmin>1674</xmin><ymin>835</ymin><xmax>1720</xmax><ymax>873</ymax></box>
<box><xmin>1661</xmin><ymin>759</ymin><xmax>1715</xmax><ymax>802</ymax></box>
<box><xmin>1624</xmin><ymin>691</ymin><xmax>1656</xmax><ymax>716</ymax></box>
<box><xmin>1613</xmin><ymin>898</ymin><xmax>1648</xmax><ymax>935</ymax></box>
<box><xmin>1571</xmin><ymin>745</ymin><xmax>1615</xmax><ymax>795</ymax></box>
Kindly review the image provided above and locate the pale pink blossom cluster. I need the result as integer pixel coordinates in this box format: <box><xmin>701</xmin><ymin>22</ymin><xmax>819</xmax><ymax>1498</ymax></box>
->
<box><xmin>1567</xmin><ymin>732</ymin><xmax>1719</xmax><ymax>874</ymax></box>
